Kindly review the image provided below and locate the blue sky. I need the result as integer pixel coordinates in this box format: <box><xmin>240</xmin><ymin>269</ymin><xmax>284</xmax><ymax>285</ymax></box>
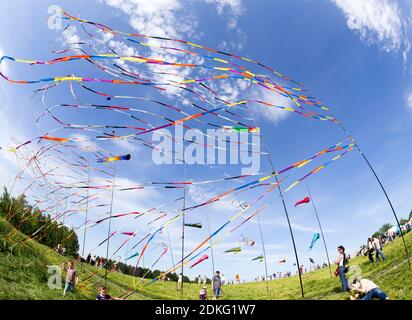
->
<box><xmin>1</xmin><ymin>0</ymin><xmax>412</xmax><ymax>285</ymax></box>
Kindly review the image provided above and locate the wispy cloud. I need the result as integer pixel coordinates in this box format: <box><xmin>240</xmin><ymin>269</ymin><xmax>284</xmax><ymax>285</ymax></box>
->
<box><xmin>332</xmin><ymin>0</ymin><xmax>411</xmax><ymax>63</ymax></box>
<box><xmin>205</xmin><ymin>0</ymin><xmax>244</xmax><ymax>29</ymax></box>
<box><xmin>0</xmin><ymin>47</ymin><xmax>10</xmax><ymax>74</ymax></box>
<box><xmin>406</xmin><ymin>90</ymin><xmax>412</xmax><ymax>112</ymax></box>
<box><xmin>249</xmin><ymin>85</ymin><xmax>292</xmax><ymax>125</ymax></box>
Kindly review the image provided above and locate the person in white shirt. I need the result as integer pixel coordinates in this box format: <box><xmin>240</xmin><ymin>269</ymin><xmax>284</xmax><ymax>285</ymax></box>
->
<box><xmin>335</xmin><ymin>245</ymin><xmax>349</xmax><ymax>292</ymax></box>
<box><xmin>372</xmin><ymin>236</ymin><xmax>386</xmax><ymax>261</ymax></box>
<box><xmin>177</xmin><ymin>273</ymin><xmax>183</xmax><ymax>290</ymax></box>
<box><xmin>350</xmin><ymin>278</ymin><xmax>389</xmax><ymax>300</ymax></box>
<box><xmin>367</xmin><ymin>238</ymin><xmax>375</xmax><ymax>262</ymax></box>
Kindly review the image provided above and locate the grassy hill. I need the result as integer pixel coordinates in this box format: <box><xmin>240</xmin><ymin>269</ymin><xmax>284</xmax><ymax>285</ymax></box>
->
<box><xmin>1</xmin><ymin>217</ymin><xmax>411</xmax><ymax>300</ymax></box>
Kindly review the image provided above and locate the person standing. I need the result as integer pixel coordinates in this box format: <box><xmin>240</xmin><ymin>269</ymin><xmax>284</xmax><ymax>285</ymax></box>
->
<box><xmin>367</xmin><ymin>238</ymin><xmax>375</xmax><ymax>263</ymax></box>
<box><xmin>62</xmin><ymin>261</ymin><xmax>79</xmax><ymax>296</ymax></box>
<box><xmin>335</xmin><ymin>246</ymin><xmax>349</xmax><ymax>292</ymax></box>
<box><xmin>372</xmin><ymin>236</ymin><xmax>386</xmax><ymax>261</ymax></box>
<box><xmin>198</xmin><ymin>275</ymin><xmax>202</xmax><ymax>286</ymax></box>
<box><xmin>177</xmin><ymin>273</ymin><xmax>183</xmax><ymax>291</ymax></box>
<box><xmin>221</xmin><ymin>274</ymin><xmax>226</xmax><ymax>286</ymax></box>
<box><xmin>211</xmin><ymin>271</ymin><xmax>222</xmax><ymax>300</ymax></box>
<box><xmin>203</xmin><ymin>274</ymin><xmax>207</xmax><ymax>286</ymax></box>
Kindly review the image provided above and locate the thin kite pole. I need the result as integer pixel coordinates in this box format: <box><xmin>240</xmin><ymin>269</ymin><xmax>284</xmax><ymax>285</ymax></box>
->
<box><xmin>206</xmin><ymin>211</ymin><xmax>215</xmax><ymax>274</ymax></box>
<box><xmin>105</xmin><ymin>163</ymin><xmax>117</xmax><ymax>286</ymax></box>
<box><xmin>180</xmin><ymin>142</ymin><xmax>187</xmax><ymax>297</ymax></box>
<box><xmin>166</xmin><ymin>227</ymin><xmax>178</xmax><ymax>290</ymax></box>
<box><xmin>246</xmin><ymin>81</ymin><xmax>304</xmax><ymax>299</ymax></box>
<box><xmin>80</xmin><ymin>166</ymin><xmax>90</xmax><ymax>273</ymax></box>
<box><xmin>256</xmin><ymin>214</ymin><xmax>269</xmax><ymax>293</ymax></box>
<box><xmin>306</xmin><ymin>184</ymin><xmax>332</xmax><ymax>277</ymax></box>
<box><xmin>338</xmin><ymin>123</ymin><xmax>410</xmax><ymax>267</ymax></box>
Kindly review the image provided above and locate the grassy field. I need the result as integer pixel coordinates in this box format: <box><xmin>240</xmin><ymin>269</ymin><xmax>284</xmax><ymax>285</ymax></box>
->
<box><xmin>1</xmin><ymin>217</ymin><xmax>411</xmax><ymax>300</ymax></box>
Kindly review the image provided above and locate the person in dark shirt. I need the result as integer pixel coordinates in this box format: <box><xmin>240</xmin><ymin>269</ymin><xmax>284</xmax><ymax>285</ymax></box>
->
<box><xmin>211</xmin><ymin>271</ymin><xmax>222</xmax><ymax>300</ymax></box>
<box><xmin>96</xmin><ymin>286</ymin><xmax>122</xmax><ymax>300</ymax></box>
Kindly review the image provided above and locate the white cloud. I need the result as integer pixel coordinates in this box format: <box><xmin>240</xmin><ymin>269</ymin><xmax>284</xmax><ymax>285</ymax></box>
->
<box><xmin>406</xmin><ymin>90</ymin><xmax>412</xmax><ymax>112</ymax></box>
<box><xmin>61</xmin><ymin>25</ymin><xmax>82</xmax><ymax>50</ymax></box>
<box><xmin>205</xmin><ymin>0</ymin><xmax>244</xmax><ymax>29</ymax></box>
<box><xmin>0</xmin><ymin>47</ymin><xmax>10</xmax><ymax>74</ymax></box>
<box><xmin>332</xmin><ymin>0</ymin><xmax>411</xmax><ymax>63</ymax></box>
<box><xmin>249</xmin><ymin>85</ymin><xmax>292</xmax><ymax>124</ymax></box>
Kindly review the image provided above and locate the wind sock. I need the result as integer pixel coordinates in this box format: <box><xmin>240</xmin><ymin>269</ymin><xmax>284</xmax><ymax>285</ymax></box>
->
<box><xmin>190</xmin><ymin>255</ymin><xmax>209</xmax><ymax>268</ymax></box>
<box><xmin>97</xmin><ymin>154</ymin><xmax>131</xmax><ymax>163</ymax></box>
<box><xmin>184</xmin><ymin>223</ymin><xmax>202</xmax><ymax>229</ymax></box>
<box><xmin>309</xmin><ymin>233</ymin><xmax>320</xmax><ymax>250</ymax></box>
<box><xmin>294</xmin><ymin>196</ymin><xmax>310</xmax><ymax>207</ymax></box>
<box><xmin>126</xmin><ymin>252</ymin><xmax>140</xmax><ymax>260</ymax></box>
<box><xmin>252</xmin><ymin>255</ymin><xmax>264</xmax><ymax>262</ymax></box>
<box><xmin>224</xmin><ymin>247</ymin><xmax>241</xmax><ymax>254</ymax></box>
<box><xmin>279</xmin><ymin>259</ymin><xmax>286</xmax><ymax>264</ymax></box>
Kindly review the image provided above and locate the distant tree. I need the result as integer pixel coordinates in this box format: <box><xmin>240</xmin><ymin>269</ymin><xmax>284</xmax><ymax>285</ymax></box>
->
<box><xmin>372</xmin><ymin>231</ymin><xmax>381</xmax><ymax>239</ymax></box>
<box><xmin>379</xmin><ymin>223</ymin><xmax>393</xmax><ymax>235</ymax></box>
<box><xmin>400</xmin><ymin>218</ymin><xmax>409</xmax><ymax>225</ymax></box>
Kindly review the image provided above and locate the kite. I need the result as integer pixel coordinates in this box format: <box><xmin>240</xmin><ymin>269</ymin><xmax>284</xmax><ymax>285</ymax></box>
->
<box><xmin>184</xmin><ymin>223</ymin><xmax>202</xmax><ymax>229</ymax></box>
<box><xmin>252</xmin><ymin>255</ymin><xmax>264</xmax><ymax>262</ymax></box>
<box><xmin>278</xmin><ymin>259</ymin><xmax>286</xmax><ymax>264</ymax></box>
<box><xmin>294</xmin><ymin>196</ymin><xmax>310</xmax><ymax>207</ymax></box>
<box><xmin>126</xmin><ymin>252</ymin><xmax>140</xmax><ymax>260</ymax></box>
<box><xmin>97</xmin><ymin>154</ymin><xmax>131</xmax><ymax>163</ymax></box>
<box><xmin>241</xmin><ymin>235</ymin><xmax>255</xmax><ymax>246</ymax></box>
<box><xmin>309</xmin><ymin>233</ymin><xmax>320</xmax><ymax>250</ymax></box>
<box><xmin>224</xmin><ymin>247</ymin><xmax>242</xmax><ymax>254</ymax></box>
<box><xmin>309</xmin><ymin>258</ymin><xmax>315</xmax><ymax>264</ymax></box>
<box><xmin>190</xmin><ymin>255</ymin><xmax>209</xmax><ymax>269</ymax></box>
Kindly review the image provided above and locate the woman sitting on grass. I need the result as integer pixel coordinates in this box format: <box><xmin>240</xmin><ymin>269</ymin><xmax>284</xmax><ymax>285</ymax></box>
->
<box><xmin>350</xmin><ymin>278</ymin><xmax>389</xmax><ymax>300</ymax></box>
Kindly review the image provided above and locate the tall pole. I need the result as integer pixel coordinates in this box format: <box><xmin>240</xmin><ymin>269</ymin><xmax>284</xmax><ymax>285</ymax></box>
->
<box><xmin>306</xmin><ymin>184</ymin><xmax>332</xmax><ymax>277</ymax></box>
<box><xmin>246</xmin><ymin>81</ymin><xmax>304</xmax><ymax>298</ymax></box>
<box><xmin>180</xmin><ymin>142</ymin><xmax>187</xmax><ymax>296</ymax></box>
<box><xmin>256</xmin><ymin>214</ymin><xmax>269</xmax><ymax>293</ymax></box>
<box><xmin>105</xmin><ymin>163</ymin><xmax>116</xmax><ymax>286</ymax></box>
<box><xmin>166</xmin><ymin>227</ymin><xmax>179</xmax><ymax>290</ymax></box>
<box><xmin>80</xmin><ymin>166</ymin><xmax>90</xmax><ymax>273</ymax></box>
<box><xmin>338</xmin><ymin>123</ymin><xmax>410</xmax><ymax>267</ymax></box>
<box><xmin>206</xmin><ymin>211</ymin><xmax>215</xmax><ymax>275</ymax></box>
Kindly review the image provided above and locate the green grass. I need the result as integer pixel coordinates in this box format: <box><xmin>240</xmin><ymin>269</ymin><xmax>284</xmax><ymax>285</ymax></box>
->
<box><xmin>1</xmin><ymin>217</ymin><xmax>411</xmax><ymax>300</ymax></box>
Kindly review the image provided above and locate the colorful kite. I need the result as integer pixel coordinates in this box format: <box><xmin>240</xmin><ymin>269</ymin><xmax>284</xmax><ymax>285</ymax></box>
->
<box><xmin>294</xmin><ymin>196</ymin><xmax>310</xmax><ymax>207</ymax></box>
<box><xmin>224</xmin><ymin>247</ymin><xmax>242</xmax><ymax>254</ymax></box>
<box><xmin>190</xmin><ymin>255</ymin><xmax>209</xmax><ymax>269</ymax></box>
<box><xmin>252</xmin><ymin>255</ymin><xmax>264</xmax><ymax>262</ymax></box>
<box><xmin>309</xmin><ymin>233</ymin><xmax>320</xmax><ymax>250</ymax></box>
<box><xmin>97</xmin><ymin>154</ymin><xmax>131</xmax><ymax>163</ymax></box>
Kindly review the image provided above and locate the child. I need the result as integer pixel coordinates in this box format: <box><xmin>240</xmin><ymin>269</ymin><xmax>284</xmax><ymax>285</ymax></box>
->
<box><xmin>199</xmin><ymin>286</ymin><xmax>208</xmax><ymax>300</ymax></box>
<box><xmin>96</xmin><ymin>286</ymin><xmax>122</xmax><ymax>300</ymax></box>
<box><xmin>63</xmin><ymin>261</ymin><xmax>78</xmax><ymax>296</ymax></box>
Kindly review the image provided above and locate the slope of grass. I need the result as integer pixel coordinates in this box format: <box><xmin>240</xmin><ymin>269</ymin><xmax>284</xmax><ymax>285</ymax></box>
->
<box><xmin>1</xmin><ymin>217</ymin><xmax>411</xmax><ymax>300</ymax></box>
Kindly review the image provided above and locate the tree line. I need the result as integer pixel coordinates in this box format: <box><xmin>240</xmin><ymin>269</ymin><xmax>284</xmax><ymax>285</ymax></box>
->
<box><xmin>0</xmin><ymin>188</ymin><xmax>79</xmax><ymax>257</ymax></box>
